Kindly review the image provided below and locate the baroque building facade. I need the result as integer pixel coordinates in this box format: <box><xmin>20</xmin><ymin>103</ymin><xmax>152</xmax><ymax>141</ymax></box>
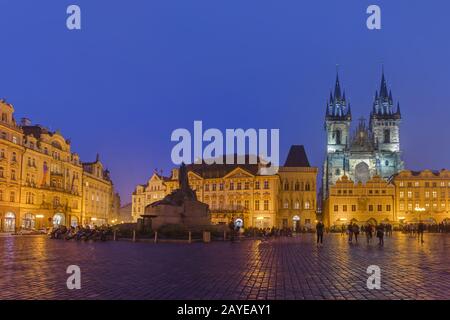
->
<box><xmin>322</xmin><ymin>71</ymin><xmax>403</xmax><ymax>200</ymax></box>
<box><xmin>392</xmin><ymin>170</ymin><xmax>450</xmax><ymax>224</ymax></box>
<box><xmin>0</xmin><ymin>99</ymin><xmax>117</xmax><ymax>232</ymax></box>
<box><xmin>132</xmin><ymin>145</ymin><xmax>318</xmax><ymax>230</ymax></box>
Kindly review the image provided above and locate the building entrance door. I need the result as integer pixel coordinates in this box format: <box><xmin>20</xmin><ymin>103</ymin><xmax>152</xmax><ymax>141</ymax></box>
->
<box><xmin>293</xmin><ymin>215</ymin><xmax>300</xmax><ymax>232</ymax></box>
<box><xmin>4</xmin><ymin>212</ymin><xmax>16</xmax><ymax>232</ymax></box>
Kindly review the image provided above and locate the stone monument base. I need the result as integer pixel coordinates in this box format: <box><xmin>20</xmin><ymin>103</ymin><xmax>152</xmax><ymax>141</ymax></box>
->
<box><xmin>147</xmin><ymin>199</ymin><xmax>210</xmax><ymax>230</ymax></box>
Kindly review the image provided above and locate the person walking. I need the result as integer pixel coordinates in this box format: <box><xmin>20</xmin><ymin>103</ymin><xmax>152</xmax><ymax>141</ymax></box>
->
<box><xmin>347</xmin><ymin>223</ymin><xmax>353</xmax><ymax>243</ymax></box>
<box><xmin>376</xmin><ymin>224</ymin><xmax>384</xmax><ymax>246</ymax></box>
<box><xmin>366</xmin><ymin>224</ymin><xmax>373</xmax><ymax>244</ymax></box>
<box><xmin>417</xmin><ymin>221</ymin><xmax>425</xmax><ymax>243</ymax></box>
<box><xmin>352</xmin><ymin>223</ymin><xmax>360</xmax><ymax>243</ymax></box>
<box><xmin>316</xmin><ymin>220</ymin><xmax>325</xmax><ymax>246</ymax></box>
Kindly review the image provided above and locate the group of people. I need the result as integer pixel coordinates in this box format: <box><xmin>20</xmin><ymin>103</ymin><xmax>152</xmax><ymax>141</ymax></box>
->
<box><xmin>344</xmin><ymin>223</ymin><xmax>390</xmax><ymax>245</ymax></box>
<box><xmin>49</xmin><ymin>224</ymin><xmax>112</xmax><ymax>241</ymax></box>
<box><xmin>403</xmin><ymin>222</ymin><xmax>426</xmax><ymax>243</ymax></box>
<box><xmin>313</xmin><ymin>222</ymin><xmax>391</xmax><ymax>246</ymax></box>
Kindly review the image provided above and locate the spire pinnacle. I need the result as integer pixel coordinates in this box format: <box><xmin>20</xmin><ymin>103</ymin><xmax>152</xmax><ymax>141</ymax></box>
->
<box><xmin>380</xmin><ymin>67</ymin><xmax>388</xmax><ymax>99</ymax></box>
<box><xmin>334</xmin><ymin>72</ymin><xmax>342</xmax><ymax>100</ymax></box>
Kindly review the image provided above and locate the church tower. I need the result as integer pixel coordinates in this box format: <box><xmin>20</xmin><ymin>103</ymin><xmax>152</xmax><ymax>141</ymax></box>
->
<box><xmin>370</xmin><ymin>69</ymin><xmax>401</xmax><ymax>152</ymax></box>
<box><xmin>369</xmin><ymin>69</ymin><xmax>403</xmax><ymax>179</ymax></box>
<box><xmin>323</xmin><ymin>72</ymin><xmax>352</xmax><ymax>199</ymax></box>
<box><xmin>325</xmin><ymin>72</ymin><xmax>352</xmax><ymax>152</ymax></box>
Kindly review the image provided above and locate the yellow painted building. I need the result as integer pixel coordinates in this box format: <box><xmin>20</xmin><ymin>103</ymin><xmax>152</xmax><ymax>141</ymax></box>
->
<box><xmin>0</xmin><ymin>99</ymin><xmax>116</xmax><ymax>232</ymax></box>
<box><xmin>392</xmin><ymin>170</ymin><xmax>450</xmax><ymax>224</ymax></box>
<box><xmin>324</xmin><ymin>175</ymin><xmax>396</xmax><ymax>227</ymax></box>
<box><xmin>0</xmin><ymin>100</ymin><xmax>24</xmax><ymax>232</ymax></box>
<box><xmin>82</xmin><ymin>155</ymin><xmax>114</xmax><ymax>226</ymax></box>
<box><xmin>132</xmin><ymin>145</ymin><xmax>319</xmax><ymax>230</ymax></box>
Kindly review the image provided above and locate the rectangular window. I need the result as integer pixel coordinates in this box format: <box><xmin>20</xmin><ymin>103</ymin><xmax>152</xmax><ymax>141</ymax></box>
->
<box><xmin>229</xmin><ymin>182</ymin><xmax>234</xmax><ymax>190</ymax></box>
<box><xmin>343</xmin><ymin>205</ymin><xmax>347</xmax><ymax>212</ymax></box>
<box><xmin>399</xmin><ymin>191</ymin><xmax>404</xmax><ymax>198</ymax></box>
<box><xmin>386</xmin><ymin>205</ymin><xmax>391</xmax><ymax>211</ymax></box>
<box><xmin>351</xmin><ymin>205</ymin><xmax>356</xmax><ymax>212</ymax></box>
<box><xmin>264</xmin><ymin>200</ymin><xmax>269</xmax><ymax>211</ymax></box>
<box><xmin>399</xmin><ymin>203</ymin><xmax>404</xmax><ymax>211</ymax></box>
<box><xmin>237</xmin><ymin>182</ymin><xmax>241</xmax><ymax>190</ymax></box>
<box><xmin>255</xmin><ymin>181</ymin><xmax>260</xmax><ymax>189</ymax></box>
<box><xmin>334</xmin><ymin>205</ymin><xmax>338</xmax><ymax>212</ymax></box>
<box><xmin>255</xmin><ymin>200</ymin><xmax>260</xmax><ymax>211</ymax></box>
<box><xmin>377</xmin><ymin>205</ymin><xmax>382</xmax><ymax>211</ymax></box>
<box><xmin>369</xmin><ymin>205</ymin><xmax>373</xmax><ymax>212</ymax></box>
<box><xmin>212</xmin><ymin>184</ymin><xmax>216</xmax><ymax>191</ymax></box>
<box><xmin>219</xmin><ymin>183</ymin><xmax>224</xmax><ymax>191</ymax></box>
<box><xmin>264</xmin><ymin>180</ymin><xmax>269</xmax><ymax>189</ymax></box>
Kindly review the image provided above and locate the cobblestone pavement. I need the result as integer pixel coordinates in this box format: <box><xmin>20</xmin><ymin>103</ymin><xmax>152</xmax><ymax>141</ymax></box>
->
<box><xmin>1</xmin><ymin>233</ymin><xmax>449</xmax><ymax>300</ymax></box>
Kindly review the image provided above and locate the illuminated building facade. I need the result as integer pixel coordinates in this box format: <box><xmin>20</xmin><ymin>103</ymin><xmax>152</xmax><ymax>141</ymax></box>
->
<box><xmin>0</xmin><ymin>99</ymin><xmax>116</xmax><ymax>232</ymax></box>
<box><xmin>322</xmin><ymin>71</ymin><xmax>404</xmax><ymax>199</ymax></box>
<box><xmin>132</xmin><ymin>145</ymin><xmax>318</xmax><ymax>229</ymax></box>
<box><xmin>392</xmin><ymin>170</ymin><xmax>450</xmax><ymax>224</ymax></box>
<box><xmin>324</xmin><ymin>175</ymin><xmax>396</xmax><ymax>227</ymax></box>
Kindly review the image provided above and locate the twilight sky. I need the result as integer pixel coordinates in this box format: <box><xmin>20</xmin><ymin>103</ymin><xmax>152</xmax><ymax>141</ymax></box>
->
<box><xmin>0</xmin><ymin>0</ymin><xmax>449</xmax><ymax>203</ymax></box>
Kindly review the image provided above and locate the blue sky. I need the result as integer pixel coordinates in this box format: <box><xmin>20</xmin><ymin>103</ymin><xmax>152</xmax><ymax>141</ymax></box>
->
<box><xmin>0</xmin><ymin>0</ymin><xmax>449</xmax><ymax>203</ymax></box>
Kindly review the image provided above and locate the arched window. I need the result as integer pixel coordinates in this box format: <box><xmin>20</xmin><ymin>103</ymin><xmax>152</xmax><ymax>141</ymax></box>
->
<box><xmin>305</xmin><ymin>183</ymin><xmax>311</xmax><ymax>191</ymax></box>
<box><xmin>294</xmin><ymin>182</ymin><xmax>300</xmax><ymax>191</ymax></box>
<box><xmin>283</xmin><ymin>200</ymin><xmax>289</xmax><ymax>209</ymax></box>
<box><xmin>304</xmin><ymin>201</ymin><xmax>311</xmax><ymax>209</ymax></box>
<box><xmin>294</xmin><ymin>201</ymin><xmax>300</xmax><ymax>209</ymax></box>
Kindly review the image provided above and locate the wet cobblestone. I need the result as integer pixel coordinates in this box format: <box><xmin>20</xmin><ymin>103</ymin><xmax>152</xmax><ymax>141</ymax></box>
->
<box><xmin>1</xmin><ymin>233</ymin><xmax>449</xmax><ymax>300</ymax></box>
